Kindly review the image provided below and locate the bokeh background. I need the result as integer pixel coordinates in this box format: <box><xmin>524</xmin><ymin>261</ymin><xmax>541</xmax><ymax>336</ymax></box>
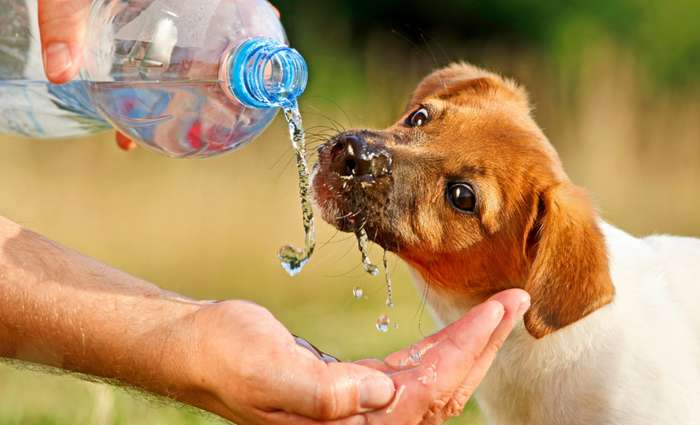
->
<box><xmin>1</xmin><ymin>0</ymin><xmax>699</xmax><ymax>424</ymax></box>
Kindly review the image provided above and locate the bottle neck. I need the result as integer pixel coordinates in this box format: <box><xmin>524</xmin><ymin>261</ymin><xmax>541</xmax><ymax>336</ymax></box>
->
<box><xmin>227</xmin><ymin>38</ymin><xmax>308</xmax><ymax>109</ymax></box>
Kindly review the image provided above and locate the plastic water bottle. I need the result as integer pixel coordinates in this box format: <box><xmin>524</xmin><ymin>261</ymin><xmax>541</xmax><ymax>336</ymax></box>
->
<box><xmin>0</xmin><ymin>0</ymin><xmax>307</xmax><ymax>158</ymax></box>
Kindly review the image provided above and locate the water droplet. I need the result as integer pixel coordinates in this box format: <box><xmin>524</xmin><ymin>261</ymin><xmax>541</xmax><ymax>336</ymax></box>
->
<box><xmin>352</xmin><ymin>287</ymin><xmax>364</xmax><ymax>299</ymax></box>
<box><xmin>279</xmin><ymin>245</ymin><xmax>309</xmax><ymax>276</ymax></box>
<box><xmin>376</xmin><ymin>314</ymin><xmax>391</xmax><ymax>333</ymax></box>
<box><xmin>278</xmin><ymin>104</ymin><xmax>316</xmax><ymax>276</ymax></box>
<box><xmin>409</xmin><ymin>346</ymin><xmax>422</xmax><ymax>364</ymax></box>
<box><xmin>417</xmin><ymin>364</ymin><xmax>438</xmax><ymax>385</ymax></box>
<box><xmin>356</xmin><ymin>227</ymin><xmax>379</xmax><ymax>276</ymax></box>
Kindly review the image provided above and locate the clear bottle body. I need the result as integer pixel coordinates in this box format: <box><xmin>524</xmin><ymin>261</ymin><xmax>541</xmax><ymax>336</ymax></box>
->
<box><xmin>0</xmin><ymin>0</ymin><xmax>109</xmax><ymax>138</ymax></box>
<box><xmin>0</xmin><ymin>0</ymin><xmax>306</xmax><ymax>158</ymax></box>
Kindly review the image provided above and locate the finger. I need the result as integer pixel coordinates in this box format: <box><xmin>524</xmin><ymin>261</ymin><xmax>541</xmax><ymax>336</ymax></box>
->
<box><xmin>368</xmin><ymin>300</ymin><xmax>506</xmax><ymax>423</ymax></box>
<box><xmin>38</xmin><ymin>0</ymin><xmax>91</xmax><ymax>83</ymax></box>
<box><xmin>260</xmin><ymin>409</ymin><xmax>369</xmax><ymax>425</ymax></box>
<box><xmin>269</xmin><ymin>353</ymin><xmax>395</xmax><ymax>421</ymax></box>
<box><xmin>116</xmin><ymin>132</ymin><xmax>137</xmax><ymax>151</ymax></box>
<box><xmin>439</xmin><ymin>290</ymin><xmax>530</xmax><ymax>421</ymax></box>
<box><xmin>385</xmin><ymin>291</ymin><xmax>520</xmax><ymax>371</ymax></box>
<box><xmin>354</xmin><ymin>358</ymin><xmax>391</xmax><ymax>373</ymax></box>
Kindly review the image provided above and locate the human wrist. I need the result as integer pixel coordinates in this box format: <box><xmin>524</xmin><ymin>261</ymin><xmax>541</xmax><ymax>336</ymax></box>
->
<box><xmin>121</xmin><ymin>296</ymin><xmax>209</xmax><ymax>404</ymax></box>
<box><xmin>171</xmin><ymin>300</ymin><xmax>270</xmax><ymax>420</ymax></box>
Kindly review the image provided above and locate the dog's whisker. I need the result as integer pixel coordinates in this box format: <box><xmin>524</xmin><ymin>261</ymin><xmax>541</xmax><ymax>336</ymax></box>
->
<box><xmin>416</xmin><ymin>283</ymin><xmax>431</xmax><ymax>338</ymax></box>
<box><xmin>418</xmin><ymin>31</ymin><xmax>442</xmax><ymax>70</ymax></box>
<box><xmin>335</xmin><ymin>208</ymin><xmax>363</xmax><ymax>221</ymax></box>
<box><xmin>303</xmin><ymin>99</ymin><xmax>353</xmax><ymax>129</ymax></box>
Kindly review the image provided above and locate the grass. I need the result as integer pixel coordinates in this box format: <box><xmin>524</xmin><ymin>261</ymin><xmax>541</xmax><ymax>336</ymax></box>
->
<box><xmin>0</xmin><ymin>41</ymin><xmax>698</xmax><ymax>424</ymax></box>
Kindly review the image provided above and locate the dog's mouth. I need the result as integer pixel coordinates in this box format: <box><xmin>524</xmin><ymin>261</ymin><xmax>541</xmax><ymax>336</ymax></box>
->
<box><xmin>312</xmin><ymin>131</ymin><xmax>400</xmax><ymax>251</ymax></box>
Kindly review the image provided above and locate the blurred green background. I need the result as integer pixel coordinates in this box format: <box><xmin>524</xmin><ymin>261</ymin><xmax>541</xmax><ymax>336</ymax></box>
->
<box><xmin>1</xmin><ymin>0</ymin><xmax>699</xmax><ymax>424</ymax></box>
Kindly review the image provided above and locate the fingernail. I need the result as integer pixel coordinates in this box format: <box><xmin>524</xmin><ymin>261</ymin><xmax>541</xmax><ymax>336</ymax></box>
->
<box><xmin>44</xmin><ymin>43</ymin><xmax>73</xmax><ymax>81</ymax></box>
<box><xmin>359</xmin><ymin>375</ymin><xmax>395</xmax><ymax>409</ymax></box>
<box><xmin>517</xmin><ymin>295</ymin><xmax>532</xmax><ymax>317</ymax></box>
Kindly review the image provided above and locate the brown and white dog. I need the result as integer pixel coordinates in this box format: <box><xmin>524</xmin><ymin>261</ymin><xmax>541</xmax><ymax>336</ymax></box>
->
<box><xmin>312</xmin><ymin>63</ymin><xmax>700</xmax><ymax>425</ymax></box>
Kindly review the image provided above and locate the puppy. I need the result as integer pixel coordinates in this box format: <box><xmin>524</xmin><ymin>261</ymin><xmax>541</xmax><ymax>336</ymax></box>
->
<box><xmin>312</xmin><ymin>63</ymin><xmax>700</xmax><ymax>425</ymax></box>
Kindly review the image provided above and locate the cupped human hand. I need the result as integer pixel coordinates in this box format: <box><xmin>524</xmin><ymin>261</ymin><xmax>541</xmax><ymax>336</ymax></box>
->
<box><xmin>181</xmin><ymin>289</ymin><xmax>529</xmax><ymax>425</ymax></box>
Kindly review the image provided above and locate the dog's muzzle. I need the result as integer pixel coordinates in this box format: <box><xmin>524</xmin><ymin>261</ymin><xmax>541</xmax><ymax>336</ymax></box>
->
<box><xmin>327</xmin><ymin>133</ymin><xmax>392</xmax><ymax>181</ymax></box>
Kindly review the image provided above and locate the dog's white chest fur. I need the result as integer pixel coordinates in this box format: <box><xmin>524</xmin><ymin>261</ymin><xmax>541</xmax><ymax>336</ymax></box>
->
<box><xmin>411</xmin><ymin>222</ymin><xmax>700</xmax><ymax>425</ymax></box>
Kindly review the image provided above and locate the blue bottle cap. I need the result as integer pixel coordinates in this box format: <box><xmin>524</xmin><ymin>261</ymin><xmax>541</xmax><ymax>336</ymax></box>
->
<box><xmin>229</xmin><ymin>38</ymin><xmax>308</xmax><ymax>109</ymax></box>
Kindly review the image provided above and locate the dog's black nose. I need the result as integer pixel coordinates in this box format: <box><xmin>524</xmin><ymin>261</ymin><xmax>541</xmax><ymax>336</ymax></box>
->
<box><xmin>329</xmin><ymin>133</ymin><xmax>392</xmax><ymax>179</ymax></box>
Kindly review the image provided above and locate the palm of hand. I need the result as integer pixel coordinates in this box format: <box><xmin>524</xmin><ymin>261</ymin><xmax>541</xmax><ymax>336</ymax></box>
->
<box><xmin>188</xmin><ymin>289</ymin><xmax>526</xmax><ymax>425</ymax></box>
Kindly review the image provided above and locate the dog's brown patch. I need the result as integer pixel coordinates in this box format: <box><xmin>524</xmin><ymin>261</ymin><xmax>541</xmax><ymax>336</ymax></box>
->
<box><xmin>313</xmin><ymin>62</ymin><xmax>614</xmax><ymax>338</ymax></box>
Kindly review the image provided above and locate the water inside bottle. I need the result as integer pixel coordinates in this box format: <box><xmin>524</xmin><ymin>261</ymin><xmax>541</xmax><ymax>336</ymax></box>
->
<box><xmin>0</xmin><ymin>80</ymin><xmax>108</xmax><ymax>138</ymax></box>
<box><xmin>278</xmin><ymin>103</ymin><xmax>316</xmax><ymax>276</ymax></box>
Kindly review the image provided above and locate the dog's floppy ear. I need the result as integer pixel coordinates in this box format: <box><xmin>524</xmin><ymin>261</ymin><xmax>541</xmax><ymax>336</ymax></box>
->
<box><xmin>408</xmin><ymin>62</ymin><xmax>530</xmax><ymax>110</ymax></box>
<box><xmin>522</xmin><ymin>183</ymin><xmax>615</xmax><ymax>339</ymax></box>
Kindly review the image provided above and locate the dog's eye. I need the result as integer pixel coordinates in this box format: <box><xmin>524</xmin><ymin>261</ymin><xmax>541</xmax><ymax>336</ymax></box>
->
<box><xmin>406</xmin><ymin>107</ymin><xmax>430</xmax><ymax>127</ymax></box>
<box><xmin>447</xmin><ymin>183</ymin><xmax>477</xmax><ymax>213</ymax></box>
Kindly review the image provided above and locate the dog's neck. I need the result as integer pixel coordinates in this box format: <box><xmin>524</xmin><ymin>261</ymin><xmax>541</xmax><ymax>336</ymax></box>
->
<box><xmin>408</xmin><ymin>266</ymin><xmax>502</xmax><ymax>326</ymax></box>
<box><xmin>399</xmin><ymin>229</ymin><xmax>530</xmax><ymax>307</ymax></box>
<box><xmin>407</xmin><ymin>261</ymin><xmax>615</xmax><ymax>369</ymax></box>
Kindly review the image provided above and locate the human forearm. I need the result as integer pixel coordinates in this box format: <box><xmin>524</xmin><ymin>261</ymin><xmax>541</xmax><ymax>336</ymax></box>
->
<box><xmin>0</xmin><ymin>215</ymin><xmax>201</xmax><ymax>399</ymax></box>
<box><xmin>0</xmin><ymin>216</ymin><xmax>530</xmax><ymax>425</ymax></box>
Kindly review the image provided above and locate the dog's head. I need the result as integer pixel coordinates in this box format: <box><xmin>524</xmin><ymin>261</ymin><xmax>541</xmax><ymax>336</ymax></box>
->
<box><xmin>312</xmin><ymin>63</ymin><xmax>614</xmax><ymax>338</ymax></box>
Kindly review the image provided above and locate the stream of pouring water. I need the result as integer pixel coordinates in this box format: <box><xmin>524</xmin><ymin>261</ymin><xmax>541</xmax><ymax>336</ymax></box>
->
<box><xmin>355</xmin><ymin>227</ymin><xmax>379</xmax><ymax>276</ymax></box>
<box><xmin>276</xmin><ymin>104</ymin><xmax>395</xmax><ymax>331</ymax></box>
<box><xmin>355</xmin><ymin>228</ymin><xmax>396</xmax><ymax>332</ymax></box>
<box><xmin>278</xmin><ymin>103</ymin><xmax>316</xmax><ymax>276</ymax></box>
<box><xmin>383</xmin><ymin>249</ymin><xmax>394</xmax><ymax>309</ymax></box>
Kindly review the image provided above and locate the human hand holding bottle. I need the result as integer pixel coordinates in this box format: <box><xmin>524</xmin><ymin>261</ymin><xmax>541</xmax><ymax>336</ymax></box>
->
<box><xmin>37</xmin><ymin>0</ymin><xmax>280</xmax><ymax>150</ymax></box>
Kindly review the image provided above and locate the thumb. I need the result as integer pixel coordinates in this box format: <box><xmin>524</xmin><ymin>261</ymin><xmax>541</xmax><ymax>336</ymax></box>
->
<box><xmin>273</xmin><ymin>357</ymin><xmax>395</xmax><ymax>420</ymax></box>
<box><xmin>38</xmin><ymin>0</ymin><xmax>92</xmax><ymax>83</ymax></box>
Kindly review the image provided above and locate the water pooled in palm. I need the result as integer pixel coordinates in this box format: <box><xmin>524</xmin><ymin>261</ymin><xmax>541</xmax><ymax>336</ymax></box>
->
<box><xmin>278</xmin><ymin>103</ymin><xmax>316</xmax><ymax>276</ymax></box>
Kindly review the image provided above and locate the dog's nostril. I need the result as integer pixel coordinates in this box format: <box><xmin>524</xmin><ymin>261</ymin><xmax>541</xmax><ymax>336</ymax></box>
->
<box><xmin>328</xmin><ymin>133</ymin><xmax>392</xmax><ymax>179</ymax></box>
<box><xmin>329</xmin><ymin>139</ymin><xmax>347</xmax><ymax>161</ymax></box>
<box><xmin>344</xmin><ymin>158</ymin><xmax>357</xmax><ymax>175</ymax></box>
<box><xmin>329</xmin><ymin>134</ymin><xmax>367</xmax><ymax>176</ymax></box>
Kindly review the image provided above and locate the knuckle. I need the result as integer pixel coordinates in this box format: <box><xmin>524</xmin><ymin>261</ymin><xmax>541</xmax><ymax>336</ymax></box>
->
<box><xmin>313</xmin><ymin>375</ymin><xmax>339</xmax><ymax>420</ymax></box>
<box><xmin>218</xmin><ymin>300</ymin><xmax>273</xmax><ymax>322</ymax></box>
<box><xmin>420</xmin><ymin>403</ymin><xmax>443</xmax><ymax>425</ymax></box>
<box><xmin>484</xmin><ymin>338</ymin><xmax>505</xmax><ymax>359</ymax></box>
<box><xmin>453</xmin><ymin>391</ymin><xmax>471</xmax><ymax>408</ymax></box>
<box><xmin>429</xmin><ymin>396</ymin><xmax>448</xmax><ymax>413</ymax></box>
<box><xmin>444</xmin><ymin>396</ymin><xmax>468</xmax><ymax>418</ymax></box>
